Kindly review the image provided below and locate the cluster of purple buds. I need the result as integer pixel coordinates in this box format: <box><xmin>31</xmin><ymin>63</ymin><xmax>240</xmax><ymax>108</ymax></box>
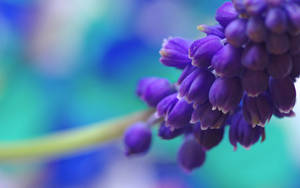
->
<box><xmin>124</xmin><ymin>0</ymin><xmax>300</xmax><ymax>172</ymax></box>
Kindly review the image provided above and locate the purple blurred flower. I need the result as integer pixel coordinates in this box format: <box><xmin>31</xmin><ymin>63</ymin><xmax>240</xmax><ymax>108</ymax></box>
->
<box><xmin>242</xmin><ymin>69</ymin><xmax>269</xmax><ymax>97</ymax></box>
<box><xmin>197</xmin><ymin>24</ymin><xmax>225</xmax><ymax>38</ymax></box>
<box><xmin>265</xmin><ymin>7</ymin><xmax>287</xmax><ymax>34</ymax></box>
<box><xmin>215</xmin><ymin>2</ymin><xmax>238</xmax><ymax>27</ymax></box>
<box><xmin>158</xmin><ymin>122</ymin><xmax>185</xmax><ymax>140</ymax></box>
<box><xmin>267</xmin><ymin>54</ymin><xmax>293</xmax><ymax>79</ymax></box>
<box><xmin>193</xmin><ymin>124</ymin><xmax>224</xmax><ymax>150</ymax></box>
<box><xmin>244</xmin><ymin>0</ymin><xmax>267</xmax><ymax>15</ymax></box>
<box><xmin>266</xmin><ymin>33</ymin><xmax>290</xmax><ymax>55</ymax></box>
<box><xmin>246</xmin><ymin>16</ymin><xmax>267</xmax><ymax>43</ymax></box>
<box><xmin>225</xmin><ymin>18</ymin><xmax>248</xmax><ymax>47</ymax></box>
<box><xmin>241</xmin><ymin>43</ymin><xmax>269</xmax><ymax>71</ymax></box>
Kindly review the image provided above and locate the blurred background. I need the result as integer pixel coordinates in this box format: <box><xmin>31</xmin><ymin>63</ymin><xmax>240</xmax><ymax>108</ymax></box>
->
<box><xmin>0</xmin><ymin>0</ymin><xmax>300</xmax><ymax>187</ymax></box>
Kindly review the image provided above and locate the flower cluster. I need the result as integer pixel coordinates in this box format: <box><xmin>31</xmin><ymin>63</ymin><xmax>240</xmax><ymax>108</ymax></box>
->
<box><xmin>124</xmin><ymin>0</ymin><xmax>300</xmax><ymax>172</ymax></box>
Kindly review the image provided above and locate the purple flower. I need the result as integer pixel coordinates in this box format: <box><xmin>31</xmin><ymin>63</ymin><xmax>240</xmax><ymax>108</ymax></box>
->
<box><xmin>209</xmin><ymin>77</ymin><xmax>243</xmax><ymax>114</ymax></box>
<box><xmin>265</xmin><ymin>7</ymin><xmax>288</xmax><ymax>34</ymax></box>
<box><xmin>215</xmin><ymin>2</ymin><xmax>238</xmax><ymax>27</ymax></box>
<box><xmin>137</xmin><ymin>77</ymin><xmax>176</xmax><ymax>107</ymax></box>
<box><xmin>246</xmin><ymin>16</ymin><xmax>267</xmax><ymax>43</ymax></box>
<box><xmin>179</xmin><ymin>68</ymin><xmax>215</xmax><ymax>104</ymax></box>
<box><xmin>284</xmin><ymin>2</ymin><xmax>300</xmax><ymax>32</ymax></box>
<box><xmin>124</xmin><ymin>122</ymin><xmax>152</xmax><ymax>156</ymax></box>
<box><xmin>191</xmin><ymin>101</ymin><xmax>229</xmax><ymax>130</ymax></box>
<box><xmin>225</xmin><ymin>18</ymin><xmax>248</xmax><ymax>47</ymax></box>
<box><xmin>242</xmin><ymin>69</ymin><xmax>269</xmax><ymax>97</ymax></box>
<box><xmin>159</xmin><ymin>37</ymin><xmax>191</xmax><ymax>69</ymax></box>
<box><xmin>269</xmin><ymin>77</ymin><xmax>296</xmax><ymax>113</ymax></box>
<box><xmin>266</xmin><ymin>33</ymin><xmax>290</xmax><ymax>55</ymax></box>
<box><xmin>177</xmin><ymin>136</ymin><xmax>206</xmax><ymax>172</ymax></box>
<box><xmin>267</xmin><ymin>54</ymin><xmax>293</xmax><ymax>79</ymax></box>
<box><xmin>290</xmin><ymin>35</ymin><xmax>300</xmax><ymax>55</ymax></box>
<box><xmin>156</xmin><ymin>93</ymin><xmax>178</xmax><ymax>117</ymax></box>
<box><xmin>189</xmin><ymin>36</ymin><xmax>223</xmax><ymax>68</ymax></box>
<box><xmin>212</xmin><ymin>44</ymin><xmax>242</xmax><ymax>77</ymax></box>
<box><xmin>273</xmin><ymin>107</ymin><xmax>296</xmax><ymax>118</ymax></box>
<box><xmin>242</xmin><ymin>94</ymin><xmax>273</xmax><ymax>127</ymax></box>
<box><xmin>197</xmin><ymin>24</ymin><xmax>225</xmax><ymax>38</ymax></box>
<box><xmin>158</xmin><ymin>122</ymin><xmax>185</xmax><ymax>140</ymax></box>
<box><xmin>177</xmin><ymin>64</ymin><xmax>197</xmax><ymax>85</ymax></box>
<box><xmin>241</xmin><ymin>43</ymin><xmax>269</xmax><ymax>71</ymax></box>
<box><xmin>291</xmin><ymin>55</ymin><xmax>300</xmax><ymax>80</ymax></box>
<box><xmin>193</xmin><ymin>124</ymin><xmax>224</xmax><ymax>150</ymax></box>
<box><xmin>244</xmin><ymin>0</ymin><xmax>267</xmax><ymax>15</ymax></box>
<box><xmin>232</xmin><ymin>0</ymin><xmax>247</xmax><ymax>14</ymax></box>
<box><xmin>229</xmin><ymin>110</ymin><xmax>265</xmax><ymax>149</ymax></box>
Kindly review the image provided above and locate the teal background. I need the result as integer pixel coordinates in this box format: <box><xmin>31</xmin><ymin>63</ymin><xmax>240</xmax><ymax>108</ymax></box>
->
<box><xmin>0</xmin><ymin>0</ymin><xmax>299</xmax><ymax>188</ymax></box>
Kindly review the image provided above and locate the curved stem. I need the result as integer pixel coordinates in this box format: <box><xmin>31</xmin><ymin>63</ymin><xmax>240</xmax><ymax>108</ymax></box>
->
<box><xmin>0</xmin><ymin>109</ymin><xmax>153</xmax><ymax>161</ymax></box>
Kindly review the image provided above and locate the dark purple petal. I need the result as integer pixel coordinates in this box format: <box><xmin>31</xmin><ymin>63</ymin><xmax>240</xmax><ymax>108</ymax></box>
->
<box><xmin>290</xmin><ymin>35</ymin><xmax>300</xmax><ymax>55</ymax></box>
<box><xmin>212</xmin><ymin>44</ymin><xmax>242</xmax><ymax>77</ymax></box>
<box><xmin>232</xmin><ymin>0</ymin><xmax>247</xmax><ymax>14</ymax></box>
<box><xmin>225</xmin><ymin>19</ymin><xmax>248</xmax><ymax>47</ymax></box>
<box><xmin>158</xmin><ymin>122</ymin><xmax>184</xmax><ymax>140</ymax></box>
<box><xmin>267</xmin><ymin>54</ymin><xmax>293</xmax><ymax>79</ymax></box>
<box><xmin>241</xmin><ymin>43</ymin><xmax>269</xmax><ymax>71</ymax></box>
<box><xmin>246</xmin><ymin>16</ymin><xmax>267</xmax><ymax>43</ymax></box>
<box><xmin>265</xmin><ymin>7</ymin><xmax>288</xmax><ymax>34</ymax></box>
<box><xmin>285</xmin><ymin>2</ymin><xmax>300</xmax><ymax>31</ymax></box>
<box><xmin>266</xmin><ymin>33</ymin><xmax>290</xmax><ymax>55</ymax></box>
<box><xmin>189</xmin><ymin>36</ymin><xmax>223</xmax><ymax>68</ymax></box>
<box><xmin>244</xmin><ymin>0</ymin><xmax>267</xmax><ymax>15</ymax></box>
<box><xmin>209</xmin><ymin>77</ymin><xmax>243</xmax><ymax>113</ymax></box>
<box><xmin>124</xmin><ymin>122</ymin><xmax>152</xmax><ymax>156</ymax></box>
<box><xmin>159</xmin><ymin>37</ymin><xmax>191</xmax><ymax>69</ymax></box>
<box><xmin>197</xmin><ymin>24</ymin><xmax>225</xmax><ymax>38</ymax></box>
<box><xmin>177</xmin><ymin>64</ymin><xmax>197</xmax><ymax>85</ymax></box>
<box><xmin>178</xmin><ymin>136</ymin><xmax>206</xmax><ymax>172</ymax></box>
<box><xmin>269</xmin><ymin>77</ymin><xmax>296</xmax><ymax>113</ymax></box>
<box><xmin>215</xmin><ymin>2</ymin><xmax>238</xmax><ymax>27</ymax></box>
<box><xmin>242</xmin><ymin>94</ymin><xmax>273</xmax><ymax>127</ymax></box>
<box><xmin>242</xmin><ymin>69</ymin><xmax>269</xmax><ymax>97</ymax></box>
<box><xmin>166</xmin><ymin>99</ymin><xmax>193</xmax><ymax>129</ymax></box>
<box><xmin>273</xmin><ymin>107</ymin><xmax>296</xmax><ymax>118</ymax></box>
<box><xmin>156</xmin><ymin>93</ymin><xmax>178</xmax><ymax>117</ymax></box>
<box><xmin>193</xmin><ymin>124</ymin><xmax>224</xmax><ymax>150</ymax></box>
<box><xmin>291</xmin><ymin>55</ymin><xmax>300</xmax><ymax>80</ymax></box>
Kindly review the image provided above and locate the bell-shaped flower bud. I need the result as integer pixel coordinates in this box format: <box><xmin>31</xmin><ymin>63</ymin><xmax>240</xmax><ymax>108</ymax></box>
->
<box><xmin>285</xmin><ymin>2</ymin><xmax>300</xmax><ymax>31</ymax></box>
<box><xmin>244</xmin><ymin>0</ymin><xmax>267</xmax><ymax>16</ymax></box>
<box><xmin>189</xmin><ymin>36</ymin><xmax>223</xmax><ymax>68</ymax></box>
<box><xmin>265</xmin><ymin>7</ymin><xmax>288</xmax><ymax>34</ymax></box>
<box><xmin>166</xmin><ymin>98</ymin><xmax>194</xmax><ymax>130</ymax></box>
<box><xmin>137</xmin><ymin>77</ymin><xmax>176</xmax><ymax>107</ymax></box>
<box><xmin>225</xmin><ymin>18</ymin><xmax>248</xmax><ymax>47</ymax></box>
<box><xmin>229</xmin><ymin>110</ymin><xmax>265</xmax><ymax>149</ymax></box>
<box><xmin>242</xmin><ymin>94</ymin><xmax>273</xmax><ymax>127</ymax></box>
<box><xmin>193</xmin><ymin>124</ymin><xmax>224</xmax><ymax>150</ymax></box>
<box><xmin>215</xmin><ymin>2</ymin><xmax>238</xmax><ymax>27</ymax></box>
<box><xmin>241</xmin><ymin>43</ymin><xmax>269</xmax><ymax>71</ymax></box>
<box><xmin>209</xmin><ymin>77</ymin><xmax>243</xmax><ymax>114</ymax></box>
<box><xmin>177</xmin><ymin>64</ymin><xmax>197</xmax><ymax>85</ymax></box>
<box><xmin>273</xmin><ymin>107</ymin><xmax>296</xmax><ymax>118</ymax></box>
<box><xmin>246</xmin><ymin>16</ymin><xmax>267</xmax><ymax>43</ymax></box>
<box><xmin>242</xmin><ymin>69</ymin><xmax>269</xmax><ymax>97</ymax></box>
<box><xmin>267</xmin><ymin>54</ymin><xmax>293</xmax><ymax>79</ymax></box>
<box><xmin>291</xmin><ymin>55</ymin><xmax>300</xmax><ymax>80</ymax></box>
<box><xmin>156</xmin><ymin>93</ymin><xmax>178</xmax><ymax>117</ymax></box>
<box><xmin>124</xmin><ymin>122</ymin><xmax>152</xmax><ymax>156</ymax></box>
<box><xmin>212</xmin><ymin>44</ymin><xmax>242</xmax><ymax>77</ymax></box>
<box><xmin>159</xmin><ymin>37</ymin><xmax>191</xmax><ymax>69</ymax></box>
<box><xmin>266</xmin><ymin>33</ymin><xmax>290</xmax><ymax>55</ymax></box>
<box><xmin>158</xmin><ymin>122</ymin><xmax>185</xmax><ymax>140</ymax></box>
<box><xmin>269</xmin><ymin>77</ymin><xmax>296</xmax><ymax>113</ymax></box>
<box><xmin>232</xmin><ymin>0</ymin><xmax>247</xmax><ymax>14</ymax></box>
<box><xmin>177</xmin><ymin>136</ymin><xmax>206</xmax><ymax>172</ymax></box>
<box><xmin>191</xmin><ymin>101</ymin><xmax>229</xmax><ymax>130</ymax></box>
<box><xmin>179</xmin><ymin>69</ymin><xmax>215</xmax><ymax>104</ymax></box>
<box><xmin>197</xmin><ymin>24</ymin><xmax>225</xmax><ymax>38</ymax></box>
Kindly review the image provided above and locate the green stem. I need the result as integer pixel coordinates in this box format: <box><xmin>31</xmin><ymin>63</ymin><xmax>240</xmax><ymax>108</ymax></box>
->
<box><xmin>0</xmin><ymin>110</ymin><xmax>153</xmax><ymax>161</ymax></box>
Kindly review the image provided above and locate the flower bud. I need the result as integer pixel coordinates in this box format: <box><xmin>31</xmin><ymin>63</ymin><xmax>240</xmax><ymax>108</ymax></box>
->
<box><xmin>242</xmin><ymin>94</ymin><xmax>273</xmax><ymax>127</ymax></box>
<box><xmin>177</xmin><ymin>64</ymin><xmax>197</xmax><ymax>85</ymax></box>
<box><xmin>285</xmin><ymin>2</ymin><xmax>300</xmax><ymax>31</ymax></box>
<box><xmin>232</xmin><ymin>0</ymin><xmax>247</xmax><ymax>14</ymax></box>
<box><xmin>158</xmin><ymin>122</ymin><xmax>185</xmax><ymax>140</ymax></box>
<box><xmin>193</xmin><ymin>124</ymin><xmax>224</xmax><ymax>150</ymax></box>
<box><xmin>191</xmin><ymin>101</ymin><xmax>229</xmax><ymax>130</ymax></box>
<box><xmin>156</xmin><ymin>93</ymin><xmax>178</xmax><ymax>117</ymax></box>
<box><xmin>246</xmin><ymin>16</ymin><xmax>267</xmax><ymax>43</ymax></box>
<box><xmin>242</xmin><ymin>69</ymin><xmax>268</xmax><ymax>97</ymax></box>
<box><xmin>273</xmin><ymin>107</ymin><xmax>295</xmax><ymax>118</ymax></box>
<box><xmin>137</xmin><ymin>78</ymin><xmax>176</xmax><ymax>107</ymax></box>
<box><xmin>225</xmin><ymin>18</ymin><xmax>248</xmax><ymax>47</ymax></box>
<box><xmin>290</xmin><ymin>35</ymin><xmax>300</xmax><ymax>55</ymax></box>
<box><xmin>215</xmin><ymin>2</ymin><xmax>238</xmax><ymax>27</ymax></box>
<box><xmin>179</xmin><ymin>69</ymin><xmax>215</xmax><ymax>104</ymax></box>
<box><xmin>291</xmin><ymin>55</ymin><xmax>300</xmax><ymax>80</ymax></box>
<box><xmin>244</xmin><ymin>0</ymin><xmax>267</xmax><ymax>16</ymax></box>
<box><xmin>212</xmin><ymin>44</ymin><xmax>242</xmax><ymax>77</ymax></box>
<box><xmin>241</xmin><ymin>43</ymin><xmax>269</xmax><ymax>71</ymax></box>
<box><xmin>267</xmin><ymin>54</ymin><xmax>293</xmax><ymax>79</ymax></box>
<box><xmin>266</xmin><ymin>33</ymin><xmax>290</xmax><ymax>55</ymax></box>
<box><xmin>229</xmin><ymin>111</ymin><xmax>265</xmax><ymax>149</ymax></box>
<box><xmin>189</xmin><ymin>36</ymin><xmax>223</xmax><ymax>68</ymax></box>
<box><xmin>124</xmin><ymin>122</ymin><xmax>152</xmax><ymax>156</ymax></box>
<box><xmin>159</xmin><ymin>37</ymin><xmax>191</xmax><ymax>69</ymax></box>
<box><xmin>209</xmin><ymin>77</ymin><xmax>243</xmax><ymax>114</ymax></box>
<box><xmin>265</xmin><ymin>7</ymin><xmax>288</xmax><ymax>34</ymax></box>
<box><xmin>197</xmin><ymin>24</ymin><xmax>225</xmax><ymax>38</ymax></box>
<box><xmin>177</xmin><ymin>136</ymin><xmax>206</xmax><ymax>172</ymax></box>
<box><xmin>269</xmin><ymin>77</ymin><xmax>296</xmax><ymax>113</ymax></box>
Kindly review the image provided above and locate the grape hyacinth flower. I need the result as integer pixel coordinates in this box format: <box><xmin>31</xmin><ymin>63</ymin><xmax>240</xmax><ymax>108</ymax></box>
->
<box><xmin>124</xmin><ymin>0</ymin><xmax>300</xmax><ymax>171</ymax></box>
